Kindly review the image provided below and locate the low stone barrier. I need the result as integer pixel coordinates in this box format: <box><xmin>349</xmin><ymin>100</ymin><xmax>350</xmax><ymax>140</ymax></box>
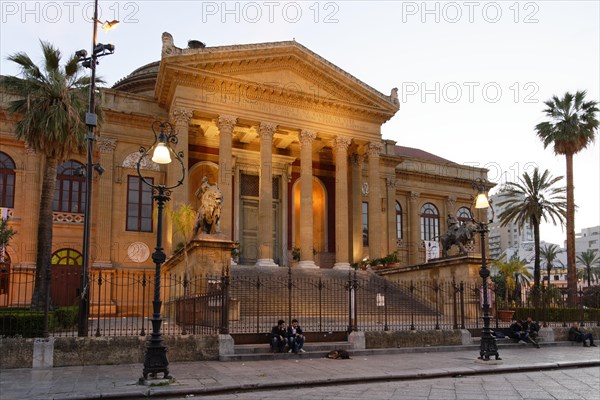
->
<box><xmin>364</xmin><ymin>329</ymin><xmax>470</xmax><ymax>348</ymax></box>
<box><xmin>0</xmin><ymin>335</ymin><xmax>220</xmax><ymax>369</ymax></box>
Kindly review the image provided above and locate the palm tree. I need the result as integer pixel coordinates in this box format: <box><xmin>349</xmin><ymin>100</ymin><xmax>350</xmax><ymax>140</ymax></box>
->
<box><xmin>496</xmin><ymin>168</ymin><xmax>566</xmax><ymax>304</ymax></box>
<box><xmin>493</xmin><ymin>255</ymin><xmax>532</xmax><ymax>308</ymax></box>
<box><xmin>576</xmin><ymin>249</ymin><xmax>600</xmax><ymax>286</ymax></box>
<box><xmin>169</xmin><ymin>203</ymin><xmax>198</xmax><ymax>294</ymax></box>
<box><xmin>540</xmin><ymin>244</ymin><xmax>563</xmax><ymax>288</ymax></box>
<box><xmin>536</xmin><ymin>91</ymin><xmax>599</xmax><ymax>305</ymax></box>
<box><xmin>0</xmin><ymin>41</ymin><xmax>100</xmax><ymax>311</ymax></box>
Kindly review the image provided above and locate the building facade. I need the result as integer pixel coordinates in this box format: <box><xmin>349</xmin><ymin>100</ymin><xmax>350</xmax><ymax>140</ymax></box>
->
<box><xmin>0</xmin><ymin>35</ymin><xmax>489</xmax><ymax>307</ymax></box>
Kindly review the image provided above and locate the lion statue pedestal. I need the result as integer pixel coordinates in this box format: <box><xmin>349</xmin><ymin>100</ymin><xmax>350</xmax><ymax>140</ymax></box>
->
<box><xmin>164</xmin><ymin>234</ymin><xmax>236</xmax><ymax>277</ymax></box>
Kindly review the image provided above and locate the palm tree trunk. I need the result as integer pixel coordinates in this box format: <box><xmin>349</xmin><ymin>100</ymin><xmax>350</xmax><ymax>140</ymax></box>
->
<box><xmin>532</xmin><ymin>219</ymin><xmax>541</xmax><ymax>306</ymax></box>
<box><xmin>565</xmin><ymin>153</ymin><xmax>577</xmax><ymax>306</ymax></box>
<box><xmin>30</xmin><ymin>157</ymin><xmax>59</xmax><ymax>311</ymax></box>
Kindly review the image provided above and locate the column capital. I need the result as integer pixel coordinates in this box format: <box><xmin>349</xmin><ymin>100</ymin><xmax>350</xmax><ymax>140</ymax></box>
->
<box><xmin>97</xmin><ymin>136</ymin><xmax>117</xmax><ymax>153</ymax></box>
<box><xmin>217</xmin><ymin>115</ymin><xmax>238</xmax><ymax>133</ymax></box>
<box><xmin>25</xmin><ymin>143</ymin><xmax>36</xmax><ymax>155</ymax></box>
<box><xmin>367</xmin><ymin>142</ymin><xmax>383</xmax><ymax>157</ymax></box>
<box><xmin>299</xmin><ymin>129</ymin><xmax>317</xmax><ymax>145</ymax></box>
<box><xmin>259</xmin><ymin>122</ymin><xmax>278</xmax><ymax>139</ymax></box>
<box><xmin>351</xmin><ymin>153</ymin><xmax>364</xmax><ymax>167</ymax></box>
<box><xmin>386</xmin><ymin>177</ymin><xmax>396</xmax><ymax>189</ymax></box>
<box><xmin>170</xmin><ymin>108</ymin><xmax>193</xmax><ymax>126</ymax></box>
<box><xmin>333</xmin><ymin>136</ymin><xmax>351</xmax><ymax>151</ymax></box>
<box><xmin>409</xmin><ymin>191</ymin><xmax>420</xmax><ymax>202</ymax></box>
<box><xmin>446</xmin><ymin>195</ymin><xmax>456</xmax><ymax>209</ymax></box>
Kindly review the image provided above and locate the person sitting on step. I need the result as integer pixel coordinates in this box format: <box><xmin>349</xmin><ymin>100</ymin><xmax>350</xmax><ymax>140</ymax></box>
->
<box><xmin>569</xmin><ymin>322</ymin><xmax>597</xmax><ymax>347</ymax></box>
<box><xmin>270</xmin><ymin>319</ymin><xmax>287</xmax><ymax>353</ymax></box>
<box><xmin>287</xmin><ymin>319</ymin><xmax>306</xmax><ymax>353</ymax></box>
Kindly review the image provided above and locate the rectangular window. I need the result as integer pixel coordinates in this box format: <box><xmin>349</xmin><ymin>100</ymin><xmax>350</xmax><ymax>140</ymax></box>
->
<box><xmin>127</xmin><ymin>176</ymin><xmax>153</xmax><ymax>232</ymax></box>
<box><xmin>362</xmin><ymin>202</ymin><xmax>369</xmax><ymax>247</ymax></box>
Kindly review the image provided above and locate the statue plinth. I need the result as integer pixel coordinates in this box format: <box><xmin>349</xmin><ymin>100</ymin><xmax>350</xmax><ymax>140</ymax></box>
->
<box><xmin>163</xmin><ymin>235</ymin><xmax>235</xmax><ymax>277</ymax></box>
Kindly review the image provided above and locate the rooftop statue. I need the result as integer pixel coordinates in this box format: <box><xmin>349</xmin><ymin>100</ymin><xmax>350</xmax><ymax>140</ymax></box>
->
<box><xmin>193</xmin><ymin>177</ymin><xmax>223</xmax><ymax>235</ymax></box>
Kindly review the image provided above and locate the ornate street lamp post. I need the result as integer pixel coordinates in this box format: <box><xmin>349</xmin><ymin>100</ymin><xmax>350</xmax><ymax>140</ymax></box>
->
<box><xmin>76</xmin><ymin>0</ymin><xmax>117</xmax><ymax>337</ymax></box>
<box><xmin>472</xmin><ymin>178</ymin><xmax>501</xmax><ymax>361</ymax></box>
<box><xmin>138</xmin><ymin>121</ymin><xmax>185</xmax><ymax>382</ymax></box>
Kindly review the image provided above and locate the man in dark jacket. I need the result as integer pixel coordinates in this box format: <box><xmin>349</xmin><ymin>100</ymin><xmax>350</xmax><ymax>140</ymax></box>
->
<box><xmin>510</xmin><ymin>319</ymin><xmax>540</xmax><ymax>348</ymax></box>
<box><xmin>524</xmin><ymin>317</ymin><xmax>540</xmax><ymax>341</ymax></box>
<box><xmin>569</xmin><ymin>322</ymin><xmax>597</xmax><ymax>347</ymax></box>
<box><xmin>287</xmin><ymin>319</ymin><xmax>305</xmax><ymax>353</ymax></box>
<box><xmin>271</xmin><ymin>319</ymin><xmax>287</xmax><ymax>353</ymax></box>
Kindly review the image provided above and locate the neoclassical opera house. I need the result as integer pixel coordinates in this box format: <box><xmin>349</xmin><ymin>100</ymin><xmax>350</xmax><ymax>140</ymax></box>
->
<box><xmin>0</xmin><ymin>33</ymin><xmax>488</xmax><ymax>307</ymax></box>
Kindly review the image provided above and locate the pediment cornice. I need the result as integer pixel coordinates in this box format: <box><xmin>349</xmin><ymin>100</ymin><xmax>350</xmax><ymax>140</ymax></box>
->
<box><xmin>155</xmin><ymin>35</ymin><xmax>399</xmax><ymax>124</ymax></box>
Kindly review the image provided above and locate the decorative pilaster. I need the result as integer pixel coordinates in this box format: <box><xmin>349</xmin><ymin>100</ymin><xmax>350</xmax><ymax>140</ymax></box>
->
<box><xmin>21</xmin><ymin>146</ymin><xmax>40</xmax><ymax>268</ymax></box>
<box><xmin>298</xmin><ymin>129</ymin><xmax>318</xmax><ymax>268</ymax></box>
<box><xmin>217</xmin><ymin>115</ymin><xmax>237</xmax><ymax>240</ymax></box>
<box><xmin>94</xmin><ymin>137</ymin><xmax>117</xmax><ymax>268</ymax></box>
<box><xmin>385</xmin><ymin>177</ymin><xmax>396</xmax><ymax>257</ymax></box>
<box><xmin>333</xmin><ymin>136</ymin><xmax>351</xmax><ymax>270</ymax></box>
<box><xmin>256</xmin><ymin>122</ymin><xmax>278</xmax><ymax>267</ymax></box>
<box><xmin>408</xmin><ymin>191</ymin><xmax>421</xmax><ymax>265</ymax></box>
<box><xmin>367</xmin><ymin>142</ymin><xmax>383</xmax><ymax>259</ymax></box>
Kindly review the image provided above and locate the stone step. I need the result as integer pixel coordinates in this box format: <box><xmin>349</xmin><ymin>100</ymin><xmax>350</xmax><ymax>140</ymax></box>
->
<box><xmin>219</xmin><ymin>340</ymin><xmax>568</xmax><ymax>361</ymax></box>
<box><xmin>234</xmin><ymin>341</ymin><xmax>351</xmax><ymax>354</ymax></box>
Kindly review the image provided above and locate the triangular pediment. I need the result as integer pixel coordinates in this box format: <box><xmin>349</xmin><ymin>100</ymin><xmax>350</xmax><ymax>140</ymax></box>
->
<box><xmin>155</xmin><ymin>38</ymin><xmax>399</xmax><ymax>122</ymax></box>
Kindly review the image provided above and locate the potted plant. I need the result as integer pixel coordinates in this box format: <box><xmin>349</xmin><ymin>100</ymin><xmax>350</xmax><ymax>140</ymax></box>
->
<box><xmin>493</xmin><ymin>255</ymin><xmax>531</xmax><ymax>322</ymax></box>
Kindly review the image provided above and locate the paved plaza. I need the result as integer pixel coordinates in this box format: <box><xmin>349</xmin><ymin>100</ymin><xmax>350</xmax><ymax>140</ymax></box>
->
<box><xmin>0</xmin><ymin>345</ymin><xmax>598</xmax><ymax>400</ymax></box>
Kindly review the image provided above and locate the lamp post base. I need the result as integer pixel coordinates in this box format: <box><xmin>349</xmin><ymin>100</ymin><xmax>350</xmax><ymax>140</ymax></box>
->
<box><xmin>141</xmin><ymin>341</ymin><xmax>171</xmax><ymax>381</ymax></box>
<box><xmin>479</xmin><ymin>330</ymin><xmax>501</xmax><ymax>361</ymax></box>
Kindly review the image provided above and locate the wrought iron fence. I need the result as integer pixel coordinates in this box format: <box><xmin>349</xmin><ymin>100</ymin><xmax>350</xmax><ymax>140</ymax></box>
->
<box><xmin>1</xmin><ymin>267</ymin><xmax>598</xmax><ymax>338</ymax></box>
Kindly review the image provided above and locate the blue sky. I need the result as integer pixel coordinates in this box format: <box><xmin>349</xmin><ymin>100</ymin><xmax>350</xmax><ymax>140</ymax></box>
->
<box><xmin>1</xmin><ymin>1</ymin><xmax>599</xmax><ymax>246</ymax></box>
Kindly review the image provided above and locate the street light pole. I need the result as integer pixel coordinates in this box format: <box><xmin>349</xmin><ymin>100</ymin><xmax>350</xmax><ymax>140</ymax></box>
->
<box><xmin>76</xmin><ymin>0</ymin><xmax>117</xmax><ymax>336</ymax></box>
<box><xmin>137</xmin><ymin>121</ymin><xmax>185</xmax><ymax>382</ymax></box>
<box><xmin>472</xmin><ymin>178</ymin><xmax>501</xmax><ymax>362</ymax></box>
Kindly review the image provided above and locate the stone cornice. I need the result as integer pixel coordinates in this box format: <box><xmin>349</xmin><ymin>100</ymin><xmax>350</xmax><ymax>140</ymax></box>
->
<box><xmin>158</xmin><ymin>37</ymin><xmax>398</xmax><ymax>108</ymax></box>
<box><xmin>157</xmin><ymin>65</ymin><xmax>394</xmax><ymax>124</ymax></box>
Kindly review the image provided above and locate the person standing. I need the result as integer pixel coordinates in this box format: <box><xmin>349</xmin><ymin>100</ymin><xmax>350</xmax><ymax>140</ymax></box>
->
<box><xmin>287</xmin><ymin>319</ymin><xmax>306</xmax><ymax>353</ymax></box>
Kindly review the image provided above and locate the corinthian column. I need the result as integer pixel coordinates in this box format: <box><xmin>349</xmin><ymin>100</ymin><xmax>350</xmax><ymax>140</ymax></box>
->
<box><xmin>367</xmin><ymin>142</ymin><xmax>383</xmax><ymax>259</ymax></box>
<box><xmin>350</xmin><ymin>153</ymin><xmax>364</xmax><ymax>263</ymax></box>
<box><xmin>298</xmin><ymin>129</ymin><xmax>318</xmax><ymax>268</ymax></box>
<box><xmin>333</xmin><ymin>136</ymin><xmax>351</xmax><ymax>269</ymax></box>
<box><xmin>256</xmin><ymin>122</ymin><xmax>278</xmax><ymax>267</ymax></box>
<box><xmin>168</xmin><ymin>108</ymin><xmax>192</xmax><ymax>254</ymax></box>
<box><xmin>217</xmin><ymin>115</ymin><xmax>237</xmax><ymax>240</ymax></box>
<box><xmin>170</xmin><ymin>108</ymin><xmax>192</xmax><ymax>205</ymax></box>
<box><xmin>94</xmin><ymin>136</ymin><xmax>117</xmax><ymax>268</ymax></box>
<box><xmin>408</xmin><ymin>191</ymin><xmax>421</xmax><ymax>265</ymax></box>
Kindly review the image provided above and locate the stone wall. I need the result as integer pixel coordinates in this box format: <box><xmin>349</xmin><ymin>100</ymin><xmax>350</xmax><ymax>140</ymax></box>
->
<box><xmin>365</xmin><ymin>329</ymin><xmax>468</xmax><ymax>348</ymax></box>
<box><xmin>0</xmin><ymin>335</ymin><xmax>220</xmax><ymax>369</ymax></box>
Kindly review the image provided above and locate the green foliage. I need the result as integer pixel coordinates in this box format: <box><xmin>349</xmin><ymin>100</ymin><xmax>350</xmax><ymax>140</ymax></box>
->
<box><xmin>0</xmin><ymin>309</ymin><xmax>48</xmax><ymax>337</ymax></box>
<box><xmin>514</xmin><ymin>306</ymin><xmax>600</xmax><ymax>323</ymax></box>
<box><xmin>581</xmin><ymin>286</ymin><xmax>600</xmax><ymax>308</ymax></box>
<box><xmin>0</xmin><ymin>218</ymin><xmax>17</xmax><ymax>248</ymax></box>
<box><xmin>53</xmin><ymin>306</ymin><xmax>78</xmax><ymax>329</ymax></box>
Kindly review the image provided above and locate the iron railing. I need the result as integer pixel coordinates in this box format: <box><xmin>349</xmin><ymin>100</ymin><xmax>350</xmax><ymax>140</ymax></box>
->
<box><xmin>1</xmin><ymin>267</ymin><xmax>598</xmax><ymax>338</ymax></box>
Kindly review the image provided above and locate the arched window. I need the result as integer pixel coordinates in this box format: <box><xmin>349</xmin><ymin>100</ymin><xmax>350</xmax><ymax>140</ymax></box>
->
<box><xmin>362</xmin><ymin>202</ymin><xmax>369</xmax><ymax>246</ymax></box>
<box><xmin>53</xmin><ymin>160</ymin><xmax>86</xmax><ymax>213</ymax></box>
<box><xmin>456</xmin><ymin>207</ymin><xmax>472</xmax><ymax>223</ymax></box>
<box><xmin>420</xmin><ymin>203</ymin><xmax>439</xmax><ymax>241</ymax></box>
<box><xmin>395</xmin><ymin>201</ymin><xmax>403</xmax><ymax>240</ymax></box>
<box><xmin>0</xmin><ymin>152</ymin><xmax>16</xmax><ymax>208</ymax></box>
